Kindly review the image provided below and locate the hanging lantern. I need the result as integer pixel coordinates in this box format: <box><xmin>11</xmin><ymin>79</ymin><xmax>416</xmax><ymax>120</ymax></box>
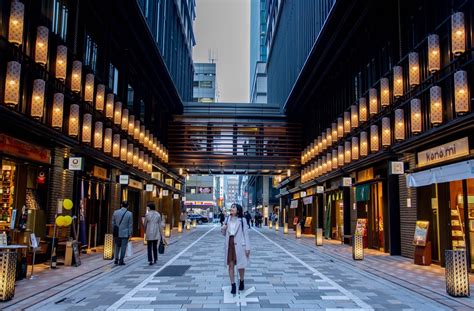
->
<box><xmin>120</xmin><ymin>139</ymin><xmax>128</xmax><ymax>161</ymax></box>
<box><xmin>382</xmin><ymin>117</ymin><xmax>391</xmax><ymax>147</ymax></box>
<box><xmin>30</xmin><ymin>79</ymin><xmax>45</xmax><ymax>118</ymax></box>
<box><xmin>322</xmin><ymin>156</ymin><xmax>327</xmax><ymax>174</ymax></box>
<box><xmin>332</xmin><ymin>149</ymin><xmax>338</xmax><ymax>169</ymax></box>
<box><xmin>326</xmin><ymin>153</ymin><xmax>332</xmax><ymax>172</ymax></box>
<box><xmin>121</xmin><ymin>108</ymin><xmax>129</xmax><ymax>130</ymax></box>
<box><xmin>351</xmin><ymin>105</ymin><xmax>358</xmax><ymax>128</ymax></box>
<box><xmin>454</xmin><ymin>70</ymin><xmax>469</xmax><ymax>114</ymax></box>
<box><xmin>313</xmin><ymin>140</ymin><xmax>318</xmax><ymax>157</ymax></box>
<box><xmin>8</xmin><ymin>0</ymin><xmax>24</xmax><ymax>45</ymax></box>
<box><xmin>337</xmin><ymin>117</ymin><xmax>343</xmax><ymax>138</ymax></box>
<box><xmin>114</xmin><ymin>101</ymin><xmax>122</xmax><ymax>125</ymax></box>
<box><xmin>331</xmin><ymin>122</ymin><xmax>337</xmax><ymax>142</ymax></box>
<box><xmin>343</xmin><ymin>111</ymin><xmax>351</xmax><ymax>134</ymax></box>
<box><xmin>380</xmin><ymin>78</ymin><xmax>390</xmax><ymax>107</ymax></box>
<box><xmin>144</xmin><ymin>154</ymin><xmax>149</xmax><ymax>173</ymax></box>
<box><xmin>104</xmin><ymin>128</ymin><xmax>112</xmax><ymax>153</ymax></box>
<box><xmin>112</xmin><ymin>134</ymin><xmax>120</xmax><ymax>157</ymax></box>
<box><xmin>149</xmin><ymin>133</ymin><xmax>154</xmax><ymax>151</ymax></box>
<box><xmin>106</xmin><ymin>94</ymin><xmax>114</xmax><ymax>118</ymax></box>
<box><xmin>56</xmin><ymin>45</ymin><xmax>67</xmax><ymax>80</ymax></box>
<box><xmin>35</xmin><ymin>26</ymin><xmax>48</xmax><ymax>65</ymax></box>
<box><xmin>359</xmin><ymin>97</ymin><xmax>367</xmax><ymax>122</ymax></box>
<box><xmin>428</xmin><ymin>34</ymin><xmax>440</xmax><ymax>73</ymax></box>
<box><xmin>94</xmin><ymin>121</ymin><xmax>103</xmax><ymax>148</ymax></box>
<box><xmin>344</xmin><ymin>141</ymin><xmax>351</xmax><ymax>164</ymax></box>
<box><xmin>326</xmin><ymin>128</ymin><xmax>332</xmax><ymax>146</ymax></box>
<box><xmin>84</xmin><ymin>73</ymin><xmax>95</xmax><ymax>102</ymax></box>
<box><xmin>95</xmin><ymin>84</ymin><xmax>105</xmax><ymax>111</ymax></box>
<box><xmin>451</xmin><ymin>12</ymin><xmax>465</xmax><ymax>56</ymax></box>
<box><xmin>408</xmin><ymin>52</ymin><xmax>419</xmax><ymax>87</ymax></box>
<box><xmin>4</xmin><ymin>61</ymin><xmax>21</xmax><ymax>106</ymax></box>
<box><xmin>369</xmin><ymin>88</ymin><xmax>378</xmax><ymax>115</ymax></box>
<box><xmin>82</xmin><ymin>113</ymin><xmax>92</xmax><ymax>143</ymax></box>
<box><xmin>410</xmin><ymin>99</ymin><xmax>422</xmax><ymax>134</ymax></box>
<box><xmin>128</xmin><ymin>115</ymin><xmax>135</xmax><ymax>136</ymax></box>
<box><xmin>338</xmin><ymin>145</ymin><xmax>344</xmax><ymax>166</ymax></box>
<box><xmin>68</xmin><ymin>104</ymin><xmax>80</xmax><ymax>137</ymax></box>
<box><xmin>430</xmin><ymin>86</ymin><xmax>443</xmax><ymax>126</ymax></box>
<box><xmin>317</xmin><ymin>136</ymin><xmax>322</xmax><ymax>153</ymax></box>
<box><xmin>153</xmin><ymin>138</ymin><xmax>158</xmax><ymax>155</ymax></box>
<box><xmin>322</xmin><ymin>132</ymin><xmax>327</xmax><ymax>151</ymax></box>
<box><xmin>393</xmin><ymin>66</ymin><xmax>403</xmax><ymax>98</ymax></box>
<box><xmin>144</xmin><ymin>130</ymin><xmax>150</xmax><ymax>147</ymax></box>
<box><xmin>133</xmin><ymin>147</ymin><xmax>139</xmax><ymax>167</ymax></box>
<box><xmin>134</xmin><ymin>120</ymin><xmax>140</xmax><ymax>140</ymax></box>
<box><xmin>360</xmin><ymin>131</ymin><xmax>368</xmax><ymax>157</ymax></box>
<box><xmin>352</xmin><ymin>137</ymin><xmax>359</xmax><ymax>160</ymax></box>
<box><xmin>71</xmin><ymin>61</ymin><xmax>82</xmax><ymax>93</ymax></box>
<box><xmin>138</xmin><ymin>151</ymin><xmax>144</xmax><ymax>170</ymax></box>
<box><xmin>127</xmin><ymin>144</ymin><xmax>133</xmax><ymax>164</ymax></box>
<box><xmin>395</xmin><ymin>109</ymin><xmax>405</xmax><ymax>141</ymax></box>
<box><xmin>51</xmin><ymin>93</ymin><xmax>64</xmax><ymax>129</ymax></box>
<box><xmin>370</xmin><ymin>125</ymin><xmax>379</xmax><ymax>152</ymax></box>
<box><xmin>139</xmin><ymin>125</ymin><xmax>145</xmax><ymax>143</ymax></box>
<box><xmin>317</xmin><ymin>159</ymin><xmax>322</xmax><ymax>176</ymax></box>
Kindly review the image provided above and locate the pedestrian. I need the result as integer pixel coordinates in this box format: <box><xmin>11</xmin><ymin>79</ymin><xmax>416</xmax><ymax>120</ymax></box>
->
<box><xmin>144</xmin><ymin>203</ymin><xmax>165</xmax><ymax>265</ymax></box>
<box><xmin>112</xmin><ymin>201</ymin><xmax>133</xmax><ymax>265</ymax></box>
<box><xmin>221</xmin><ymin>203</ymin><xmax>251</xmax><ymax>295</ymax></box>
<box><xmin>245</xmin><ymin>211</ymin><xmax>251</xmax><ymax>229</ymax></box>
<box><xmin>250</xmin><ymin>215</ymin><xmax>254</xmax><ymax>227</ymax></box>
<box><xmin>219</xmin><ymin>210</ymin><xmax>225</xmax><ymax>226</ymax></box>
<box><xmin>180</xmin><ymin>211</ymin><xmax>187</xmax><ymax>229</ymax></box>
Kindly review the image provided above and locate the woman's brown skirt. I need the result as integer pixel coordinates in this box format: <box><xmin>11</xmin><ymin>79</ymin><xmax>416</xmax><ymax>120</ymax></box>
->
<box><xmin>227</xmin><ymin>236</ymin><xmax>237</xmax><ymax>265</ymax></box>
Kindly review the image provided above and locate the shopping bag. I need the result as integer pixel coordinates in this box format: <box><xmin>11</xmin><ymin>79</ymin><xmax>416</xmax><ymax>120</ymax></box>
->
<box><xmin>126</xmin><ymin>241</ymin><xmax>133</xmax><ymax>257</ymax></box>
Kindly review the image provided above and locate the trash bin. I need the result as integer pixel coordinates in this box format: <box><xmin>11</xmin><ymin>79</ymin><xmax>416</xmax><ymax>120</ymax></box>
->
<box><xmin>352</xmin><ymin>235</ymin><xmax>364</xmax><ymax>260</ymax></box>
<box><xmin>103</xmin><ymin>234</ymin><xmax>114</xmax><ymax>260</ymax></box>
<box><xmin>445</xmin><ymin>250</ymin><xmax>470</xmax><ymax>297</ymax></box>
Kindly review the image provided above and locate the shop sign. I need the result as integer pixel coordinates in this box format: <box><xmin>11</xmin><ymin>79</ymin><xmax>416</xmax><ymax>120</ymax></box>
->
<box><xmin>316</xmin><ymin>186</ymin><xmax>324</xmax><ymax>194</ymax></box>
<box><xmin>128</xmin><ymin>179</ymin><xmax>143</xmax><ymax>190</ymax></box>
<box><xmin>300</xmin><ymin>191</ymin><xmax>307</xmax><ymax>198</ymax></box>
<box><xmin>355</xmin><ymin>184</ymin><xmax>370</xmax><ymax>202</ymax></box>
<box><xmin>173</xmin><ymin>194</ymin><xmax>179</xmax><ymax>199</ymax></box>
<box><xmin>389</xmin><ymin>161</ymin><xmax>405</xmax><ymax>175</ymax></box>
<box><xmin>119</xmin><ymin>175</ymin><xmax>129</xmax><ymax>185</ymax></box>
<box><xmin>93</xmin><ymin>166</ymin><xmax>107</xmax><ymax>180</ymax></box>
<box><xmin>162</xmin><ymin>189</ymin><xmax>169</xmax><ymax>196</ymax></box>
<box><xmin>0</xmin><ymin>134</ymin><xmax>51</xmax><ymax>164</ymax></box>
<box><xmin>417</xmin><ymin>137</ymin><xmax>469</xmax><ymax>167</ymax></box>
<box><xmin>182</xmin><ymin>196</ymin><xmax>186</xmax><ymax>201</ymax></box>
<box><xmin>303</xmin><ymin>196</ymin><xmax>313</xmax><ymax>205</ymax></box>
<box><xmin>68</xmin><ymin>157</ymin><xmax>84</xmax><ymax>171</ymax></box>
<box><xmin>198</xmin><ymin>187</ymin><xmax>212</xmax><ymax>194</ymax></box>
<box><xmin>413</xmin><ymin>220</ymin><xmax>430</xmax><ymax>246</ymax></box>
<box><xmin>342</xmin><ymin>177</ymin><xmax>352</xmax><ymax>187</ymax></box>
<box><xmin>145</xmin><ymin>184</ymin><xmax>154</xmax><ymax>192</ymax></box>
<box><xmin>151</xmin><ymin>172</ymin><xmax>161</xmax><ymax>180</ymax></box>
<box><xmin>290</xmin><ymin>200</ymin><xmax>298</xmax><ymax>208</ymax></box>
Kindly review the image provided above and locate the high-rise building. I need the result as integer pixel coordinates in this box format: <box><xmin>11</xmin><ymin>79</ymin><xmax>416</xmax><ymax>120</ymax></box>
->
<box><xmin>250</xmin><ymin>0</ymin><xmax>267</xmax><ymax>104</ymax></box>
<box><xmin>137</xmin><ymin>0</ymin><xmax>196</xmax><ymax>102</ymax></box>
<box><xmin>193</xmin><ymin>63</ymin><xmax>217</xmax><ymax>103</ymax></box>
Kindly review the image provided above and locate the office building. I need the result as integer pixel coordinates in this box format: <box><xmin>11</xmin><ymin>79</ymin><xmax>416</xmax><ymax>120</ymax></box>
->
<box><xmin>250</xmin><ymin>0</ymin><xmax>267</xmax><ymax>104</ymax></box>
<box><xmin>193</xmin><ymin>63</ymin><xmax>217</xmax><ymax>103</ymax></box>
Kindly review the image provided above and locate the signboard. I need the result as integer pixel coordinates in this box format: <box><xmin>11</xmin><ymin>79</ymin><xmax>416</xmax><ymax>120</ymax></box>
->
<box><xmin>342</xmin><ymin>177</ymin><xmax>352</xmax><ymax>187</ymax></box>
<box><xmin>389</xmin><ymin>161</ymin><xmax>405</xmax><ymax>175</ymax></box>
<box><xmin>183</xmin><ymin>201</ymin><xmax>214</xmax><ymax>206</ymax></box>
<box><xmin>316</xmin><ymin>186</ymin><xmax>324</xmax><ymax>194</ymax></box>
<box><xmin>173</xmin><ymin>194</ymin><xmax>179</xmax><ymax>199</ymax></box>
<box><xmin>300</xmin><ymin>191</ymin><xmax>307</xmax><ymax>198</ymax></box>
<box><xmin>417</xmin><ymin>137</ymin><xmax>469</xmax><ymax>167</ymax></box>
<box><xmin>198</xmin><ymin>187</ymin><xmax>212</xmax><ymax>194</ymax></box>
<box><xmin>72</xmin><ymin>241</ymin><xmax>81</xmax><ymax>267</ymax></box>
<box><xmin>10</xmin><ymin>209</ymin><xmax>17</xmax><ymax>229</ymax></box>
<box><xmin>93</xmin><ymin>166</ymin><xmax>108</xmax><ymax>179</ymax></box>
<box><xmin>68</xmin><ymin>157</ymin><xmax>84</xmax><ymax>171</ymax></box>
<box><xmin>413</xmin><ymin>220</ymin><xmax>429</xmax><ymax>246</ymax></box>
<box><xmin>354</xmin><ymin>218</ymin><xmax>367</xmax><ymax>236</ymax></box>
<box><xmin>119</xmin><ymin>175</ymin><xmax>129</xmax><ymax>185</ymax></box>
<box><xmin>302</xmin><ymin>196</ymin><xmax>313</xmax><ymax>205</ymax></box>
<box><xmin>128</xmin><ymin>179</ymin><xmax>143</xmax><ymax>190</ymax></box>
<box><xmin>162</xmin><ymin>189</ymin><xmax>169</xmax><ymax>196</ymax></box>
<box><xmin>290</xmin><ymin>200</ymin><xmax>298</xmax><ymax>208</ymax></box>
<box><xmin>145</xmin><ymin>184</ymin><xmax>154</xmax><ymax>192</ymax></box>
<box><xmin>0</xmin><ymin>134</ymin><xmax>51</xmax><ymax>164</ymax></box>
<box><xmin>304</xmin><ymin>216</ymin><xmax>312</xmax><ymax>228</ymax></box>
<box><xmin>30</xmin><ymin>233</ymin><xmax>38</xmax><ymax>249</ymax></box>
<box><xmin>355</xmin><ymin>184</ymin><xmax>370</xmax><ymax>202</ymax></box>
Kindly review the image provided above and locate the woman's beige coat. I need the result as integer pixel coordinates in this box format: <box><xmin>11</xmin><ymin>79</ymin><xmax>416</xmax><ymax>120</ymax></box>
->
<box><xmin>144</xmin><ymin>210</ymin><xmax>163</xmax><ymax>241</ymax></box>
<box><xmin>222</xmin><ymin>216</ymin><xmax>251</xmax><ymax>269</ymax></box>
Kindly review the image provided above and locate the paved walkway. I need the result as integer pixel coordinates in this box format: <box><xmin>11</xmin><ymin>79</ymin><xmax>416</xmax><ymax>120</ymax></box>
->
<box><xmin>3</xmin><ymin>224</ymin><xmax>474</xmax><ymax>310</ymax></box>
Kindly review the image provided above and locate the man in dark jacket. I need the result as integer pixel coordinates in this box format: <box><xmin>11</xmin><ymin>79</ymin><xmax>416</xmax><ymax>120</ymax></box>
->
<box><xmin>244</xmin><ymin>211</ymin><xmax>251</xmax><ymax>228</ymax></box>
<box><xmin>112</xmin><ymin>201</ymin><xmax>133</xmax><ymax>265</ymax></box>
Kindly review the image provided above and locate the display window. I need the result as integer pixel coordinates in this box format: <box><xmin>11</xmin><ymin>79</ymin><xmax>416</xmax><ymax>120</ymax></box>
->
<box><xmin>0</xmin><ymin>161</ymin><xmax>16</xmax><ymax>230</ymax></box>
<box><xmin>356</xmin><ymin>182</ymin><xmax>385</xmax><ymax>250</ymax></box>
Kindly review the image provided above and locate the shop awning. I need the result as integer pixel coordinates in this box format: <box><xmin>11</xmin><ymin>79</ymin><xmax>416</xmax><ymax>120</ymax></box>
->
<box><xmin>406</xmin><ymin>160</ymin><xmax>474</xmax><ymax>188</ymax></box>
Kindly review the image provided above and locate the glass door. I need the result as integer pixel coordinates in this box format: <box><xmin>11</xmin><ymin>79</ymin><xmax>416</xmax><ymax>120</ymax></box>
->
<box><xmin>465</xmin><ymin>179</ymin><xmax>474</xmax><ymax>270</ymax></box>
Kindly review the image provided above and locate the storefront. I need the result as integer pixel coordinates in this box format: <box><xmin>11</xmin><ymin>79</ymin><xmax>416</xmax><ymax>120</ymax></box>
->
<box><xmin>300</xmin><ymin>187</ymin><xmax>316</xmax><ymax>234</ymax></box>
<box><xmin>324</xmin><ymin>188</ymin><xmax>344</xmax><ymax>240</ymax></box>
<box><xmin>407</xmin><ymin>136</ymin><xmax>474</xmax><ymax>268</ymax></box>
<box><xmin>119</xmin><ymin>174</ymin><xmax>145</xmax><ymax>237</ymax></box>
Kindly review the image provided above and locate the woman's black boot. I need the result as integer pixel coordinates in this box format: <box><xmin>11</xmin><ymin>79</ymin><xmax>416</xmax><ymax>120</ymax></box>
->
<box><xmin>239</xmin><ymin>280</ymin><xmax>244</xmax><ymax>291</ymax></box>
<box><xmin>231</xmin><ymin>283</ymin><xmax>236</xmax><ymax>294</ymax></box>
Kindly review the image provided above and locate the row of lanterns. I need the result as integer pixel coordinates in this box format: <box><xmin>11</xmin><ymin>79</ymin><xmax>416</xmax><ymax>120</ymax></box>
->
<box><xmin>4</xmin><ymin>0</ymin><xmax>169</xmax><ymax>167</ymax></box>
<box><xmin>300</xmin><ymin>12</ymin><xmax>470</xmax><ymax>183</ymax></box>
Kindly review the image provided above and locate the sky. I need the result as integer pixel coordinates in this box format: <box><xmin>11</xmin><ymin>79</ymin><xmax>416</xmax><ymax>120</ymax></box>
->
<box><xmin>193</xmin><ymin>0</ymin><xmax>250</xmax><ymax>103</ymax></box>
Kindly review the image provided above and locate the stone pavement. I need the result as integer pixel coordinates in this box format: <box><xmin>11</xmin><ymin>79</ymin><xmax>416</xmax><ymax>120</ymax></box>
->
<box><xmin>2</xmin><ymin>224</ymin><xmax>469</xmax><ymax>310</ymax></box>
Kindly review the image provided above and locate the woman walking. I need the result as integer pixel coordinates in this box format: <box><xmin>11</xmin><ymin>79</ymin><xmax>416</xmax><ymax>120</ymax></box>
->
<box><xmin>144</xmin><ymin>203</ymin><xmax>165</xmax><ymax>265</ymax></box>
<box><xmin>221</xmin><ymin>203</ymin><xmax>250</xmax><ymax>294</ymax></box>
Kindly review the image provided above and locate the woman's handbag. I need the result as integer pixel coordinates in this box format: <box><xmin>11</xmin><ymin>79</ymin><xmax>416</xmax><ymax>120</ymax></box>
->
<box><xmin>158</xmin><ymin>238</ymin><xmax>165</xmax><ymax>254</ymax></box>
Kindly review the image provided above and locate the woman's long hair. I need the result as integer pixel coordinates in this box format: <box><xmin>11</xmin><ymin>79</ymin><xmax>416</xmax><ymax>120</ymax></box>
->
<box><xmin>231</xmin><ymin>203</ymin><xmax>244</xmax><ymax>218</ymax></box>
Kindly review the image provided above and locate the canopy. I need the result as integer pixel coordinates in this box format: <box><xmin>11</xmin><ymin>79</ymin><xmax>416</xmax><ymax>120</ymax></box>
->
<box><xmin>406</xmin><ymin>160</ymin><xmax>474</xmax><ymax>188</ymax></box>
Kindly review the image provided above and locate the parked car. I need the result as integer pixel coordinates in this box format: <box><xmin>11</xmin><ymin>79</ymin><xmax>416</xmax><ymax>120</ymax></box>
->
<box><xmin>187</xmin><ymin>214</ymin><xmax>209</xmax><ymax>224</ymax></box>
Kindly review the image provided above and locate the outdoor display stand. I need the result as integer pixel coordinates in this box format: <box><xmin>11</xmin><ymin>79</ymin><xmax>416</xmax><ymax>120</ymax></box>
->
<box><xmin>352</xmin><ymin>235</ymin><xmax>364</xmax><ymax>260</ymax></box>
<box><xmin>413</xmin><ymin>221</ymin><xmax>431</xmax><ymax>266</ymax></box>
<box><xmin>0</xmin><ymin>245</ymin><xmax>26</xmax><ymax>301</ymax></box>
<box><xmin>315</xmin><ymin>228</ymin><xmax>323</xmax><ymax>246</ymax></box>
<box><xmin>445</xmin><ymin>250</ymin><xmax>470</xmax><ymax>297</ymax></box>
<box><xmin>103</xmin><ymin>234</ymin><xmax>114</xmax><ymax>260</ymax></box>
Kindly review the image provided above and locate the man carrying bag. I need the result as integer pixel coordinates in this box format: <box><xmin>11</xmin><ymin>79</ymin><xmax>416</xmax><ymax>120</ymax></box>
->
<box><xmin>112</xmin><ymin>201</ymin><xmax>133</xmax><ymax>265</ymax></box>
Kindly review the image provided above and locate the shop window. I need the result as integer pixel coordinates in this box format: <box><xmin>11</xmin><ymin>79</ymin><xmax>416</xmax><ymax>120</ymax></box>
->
<box><xmin>50</xmin><ymin>0</ymin><xmax>68</xmax><ymax>41</ymax></box>
<box><xmin>84</xmin><ymin>34</ymin><xmax>98</xmax><ymax>72</ymax></box>
<box><xmin>199</xmin><ymin>81</ymin><xmax>213</xmax><ymax>88</ymax></box>
<box><xmin>0</xmin><ymin>161</ymin><xmax>16</xmax><ymax>224</ymax></box>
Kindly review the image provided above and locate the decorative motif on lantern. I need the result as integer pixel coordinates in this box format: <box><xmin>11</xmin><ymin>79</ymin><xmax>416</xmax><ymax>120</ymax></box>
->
<box><xmin>410</xmin><ymin>99</ymin><xmax>422</xmax><ymax>134</ymax></box>
<box><xmin>95</xmin><ymin>84</ymin><xmax>105</xmax><ymax>111</ymax></box>
<box><xmin>113</xmin><ymin>134</ymin><xmax>121</xmax><ymax>157</ymax></box>
<box><xmin>380</xmin><ymin>78</ymin><xmax>390</xmax><ymax>107</ymax></box>
<box><xmin>84</xmin><ymin>74</ymin><xmax>95</xmax><ymax>102</ymax></box>
<box><xmin>408</xmin><ymin>52</ymin><xmax>419</xmax><ymax>87</ymax></box>
<box><xmin>51</xmin><ymin>93</ymin><xmax>64</xmax><ymax>129</ymax></box>
<box><xmin>454</xmin><ymin>70</ymin><xmax>469</xmax><ymax>114</ymax></box>
<box><xmin>337</xmin><ymin>117</ymin><xmax>343</xmax><ymax>138</ymax></box>
<box><xmin>430</xmin><ymin>86</ymin><xmax>443</xmax><ymax>126</ymax></box>
<box><xmin>82</xmin><ymin>113</ymin><xmax>92</xmax><ymax>143</ymax></box>
<box><xmin>4</xmin><ymin>61</ymin><xmax>21</xmax><ymax>106</ymax></box>
<box><xmin>35</xmin><ymin>26</ymin><xmax>49</xmax><ymax>65</ymax></box>
<box><xmin>370</xmin><ymin>125</ymin><xmax>379</xmax><ymax>152</ymax></box>
<box><xmin>352</xmin><ymin>137</ymin><xmax>359</xmax><ymax>160</ymax></box>
<box><xmin>369</xmin><ymin>88</ymin><xmax>378</xmax><ymax>115</ymax></box>
<box><xmin>71</xmin><ymin>61</ymin><xmax>82</xmax><ymax>93</ymax></box>
<box><xmin>8</xmin><ymin>0</ymin><xmax>24</xmax><ymax>45</ymax></box>
<box><xmin>332</xmin><ymin>122</ymin><xmax>337</xmax><ymax>142</ymax></box>
<box><xmin>94</xmin><ymin>122</ymin><xmax>103</xmax><ymax>148</ymax></box>
<box><xmin>30</xmin><ymin>79</ymin><xmax>45</xmax><ymax>118</ymax></box>
<box><xmin>344</xmin><ymin>141</ymin><xmax>351</xmax><ymax>164</ymax></box>
<box><xmin>451</xmin><ymin>12</ymin><xmax>465</xmax><ymax>56</ymax></box>
<box><xmin>127</xmin><ymin>144</ymin><xmax>133</xmax><ymax>164</ymax></box>
<box><xmin>428</xmin><ymin>34</ymin><xmax>440</xmax><ymax>73</ymax></box>
<box><xmin>394</xmin><ymin>109</ymin><xmax>405</xmax><ymax>141</ymax></box>
<box><xmin>104</xmin><ymin>128</ymin><xmax>112</xmax><ymax>153</ymax></box>
<box><xmin>393</xmin><ymin>66</ymin><xmax>403</xmax><ymax>98</ymax></box>
<box><xmin>343</xmin><ymin>111</ymin><xmax>351</xmax><ymax>134</ymax></box>
<box><xmin>359</xmin><ymin>97</ymin><xmax>367</xmax><ymax>122</ymax></box>
<box><xmin>56</xmin><ymin>45</ymin><xmax>67</xmax><ymax>80</ymax></box>
<box><xmin>106</xmin><ymin>94</ymin><xmax>114</xmax><ymax>118</ymax></box>
<box><xmin>381</xmin><ymin>117</ymin><xmax>391</xmax><ymax>147</ymax></box>
<box><xmin>114</xmin><ymin>101</ymin><xmax>122</xmax><ymax>125</ymax></box>
<box><xmin>332</xmin><ymin>149</ymin><xmax>338</xmax><ymax>169</ymax></box>
<box><xmin>351</xmin><ymin>105</ymin><xmax>358</xmax><ymax>129</ymax></box>
<box><xmin>120</xmin><ymin>139</ymin><xmax>128</xmax><ymax>161</ymax></box>
<box><xmin>360</xmin><ymin>131</ymin><xmax>368</xmax><ymax>157</ymax></box>
<box><xmin>68</xmin><ymin>104</ymin><xmax>80</xmax><ymax>137</ymax></box>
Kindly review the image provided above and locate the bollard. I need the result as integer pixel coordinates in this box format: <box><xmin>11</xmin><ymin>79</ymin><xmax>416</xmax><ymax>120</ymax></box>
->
<box><xmin>103</xmin><ymin>234</ymin><xmax>114</xmax><ymax>260</ymax></box>
<box><xmin>445</xmin><ymin>250</ymin><xmax>470</xmax><ymax>297</ymax></box>
<box><xmin>296</xmin><ymin>224</ymin><xmax>301</xmax><ymax>238</ymax></box>
<box><xmin>283</xmin><ymin>223</ymin><xmax>288</xmax><ymax>234</ymax></box>
<box><xmin>352</xmin><ymin>235</ymin><xmax>364</xmax><ymax>260</ymax></box>
<box><xmin>165</xmin><ymin>224</ymin><xmax>171</xmax><ymax>238</ymax></box>
<box><xmin>192</xmin><ymin>219</ymin><xmax>197</xmax><ymax>228</ymax></box>
<box><xmin>178</xmin><ymin>221</ymin><xmax>183</xmax><ymax>233</ymax></box>
<box><xmin>275</xmin><ymin>222</ymin><xmax>279</xmax><ymax>231</ymax></box>
<box><xmin>315</xmin><ymin>228</ymin><xmax>323</xmax><ymax>246</ymax></box>
<box><xmin>186</xmin><ymin>221</ymin><xmax>191</xmax><ymax>230</ymax></box>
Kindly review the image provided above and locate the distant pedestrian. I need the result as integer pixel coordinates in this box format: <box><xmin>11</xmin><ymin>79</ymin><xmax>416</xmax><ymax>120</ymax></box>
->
<box><xmin>244</xmin><ymin>211</ymin><xmax>251</xmax><ymax>229</ymax></box>
<box><xmin>219</xmin><ymin>211</ymin><xmax>225</xmax><ymax>226</ymax></box>
<box><xmin>112</xmin><ymin>201</ymin><xmax>133</xmax><ymax>265</ymax></box>
<box><xmin>180</xmin><ymin>212</ymin><xmax>187</xmax><ymax>229</ymax></box>
<box><xmin>144</xmin><ymin>203</ymin><xmax>165</xmax><ymax>265</ymax></box>
<box><xmin>221</xmin><ymin>203</ymin><xmax>251</xmax><ymax>295</ymax></box>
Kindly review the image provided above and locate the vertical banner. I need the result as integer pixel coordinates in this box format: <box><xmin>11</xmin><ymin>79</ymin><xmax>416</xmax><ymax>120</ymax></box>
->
<box><xmin>80</xmin><ymin>179</ymin><xmax>87</xmax><ymax>246</ymax></box>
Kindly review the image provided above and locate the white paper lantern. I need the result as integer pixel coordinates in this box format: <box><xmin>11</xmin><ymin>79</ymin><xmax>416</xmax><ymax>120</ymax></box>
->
<box><xmin>411</xmin><ymin>99</ymin><xmax>422</xmax><ymax>134</ymax></box>
<box><xmin>120</xmin><ymin>139</ymin><xmax>128</xmax><ymax>161</ymax></box>
<box><xmin>344</xmin><ymin>141</ymin><xmax>351</xmax><ymax>164</ymax></box>
<box><xmin>71</xmin><ymin>60</ymin><xmax>82</xmax><ymax>93</ymax></box>
<box><xmin>359</xmin><ymin>97</ymin><xmax>367</xmax><ymax>122</ymax></box>
<box><xmin>127</xmin><ymin>144</ymin><xmax>133</xmax><ymax>164</ymax></box>
<box><xmin>82</xmin><ymin>113</ymin><xmax>92</xmax><ymax>143</ymax></box>
<box><xmin>343</xmin><ymin>111</ymin><xmax>351</xmax><ymax>134</ymax></box>
<box><xmin>51</xmin><ymin>93</ymin><xmax>64</xmax><ymax>129</ymax></box>
<box><xmin>35</xmin><ymin>26</ymin><xmax>48</xmax><ymax>65</ymax></box>
<box><xmin>69</xmin><ymin>104</ymin><xmax>80</xmax><ymax>137</ymax></box>
<box><xmin>370</xmin><ymin>125</ymin><xmax>379</xmax><ymax>152</ymax></box>
<box><xmin>121</xmin><ymin>108</ymin><xmax>129</xmax><ymax>130</ymax></box>
<box><xmin>454</xmin><ymin>70</ymin><xmax>469</xmax><ymax>114</ymax></box>
<box><xmin>360</xmin><ymin>131</ymin><xmax>368</xmax><ymax>157</ymax></box>
<box><xmin>114</xmin><ymin>101</ymin><xmax>122</xmax><ymax>125</ymax></box>
<box><xmin>95</xmin><ymin>84</ymin><xmax>105</xmax><ymax>111</ymax></box>
<box><xmin>338</xmin><ymin>145</ymin><xmax>344</xmax><ymax>166</ymax></box>
<box><xmin>451</xmin><ymin>12</ymin><xmax>465</xmax><ymax>56</ymax></box>
<box><xmin>428</xmin><ymin>34</ymin><xmax>440</xmax><ymax>73</ymax></box>
<box><xmin>84</xmin><ymin>73</ymin><xmax>95</xmax><ymax>102</ymax></box>
<box><xmin>106</xmin><ymin>94</ymin><xmax>114</xmax><ymax>118</ymax></box>
<box><xmin>112</xmin><ymin>134</ymin><xmax>121</xmax><ymax>157</ymax></box>
<box><xmin>382</xmin><ymin>117</ymin><xmax>391</xmax><ymax>147</ymax></box>
<box><xmin>394</xmin><ymin>109</ymin><xmax>405</xmax><ymax>141</ymax></box>
<box><xmin>56</xmin><ymin>45</ymin><xmax>67</xmax><ymax>81</ymax></box>
<box><xmin>369</xmin><ymin>88</ymin><xmax>378</xmax><ymax>115</ymax></box>
<box><xmin>104</xmin><ymin>128</ymin><xmax>112</xmax><ymax>153</ymax></box>
<box><xmin>4</xmin><ymin>61</ymin><xmax>21</xmax><ymax>106</ymax></box>
<box><xmin>380</xmin><ymin>77</ymin><xmax>390</xmax><ymax>107</ymax></box>
<box><xmin>393</xmin><ymin>66</ymin><xmax>403</xmax><ymax>98</ymax></box>
<box><xmin>8</xmin><ymin>0</ymin><xmax>24</xmax><ymax>45</ymax></box>
<box><xmin>430</xmin><ymin>86</ymin><xmax>443</xmax><ymax>125</ymax></box>
<box><xmin>408</xmin><ymin>52</ymin><xmax>419</xmax><ymax>87</ymax></box>
<box><xmin>351</xmin><ymin>105</ymin><xmax>358</xmax><ymax>129</ymax></box>
<box><xmin>30</xmin><ymin>79</ymin><xmax>45</xmax><ymax>118</ymax></box>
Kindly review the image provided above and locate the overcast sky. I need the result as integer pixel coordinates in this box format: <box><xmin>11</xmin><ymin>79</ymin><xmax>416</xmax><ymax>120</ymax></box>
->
<box><xmin>193</xmin><ymin>0</ymin><xmax>250</xmax><ymax>103</ymax></box>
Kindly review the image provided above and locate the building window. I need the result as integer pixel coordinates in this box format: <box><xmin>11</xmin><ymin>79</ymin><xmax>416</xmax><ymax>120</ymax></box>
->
<box><xmin>199</xmin><ymin>81</ymin><xmax>213</xmax><ymax>88</ymax></box>
<box><xmin>84</xmin><ymin>34</ymin><xmax>98</xmax><ymax>72</ymax></box>
<box><xmin>127</xmin><ymin>84</ymin><xmax>134</xmax><ymax>110</ymax></box>
<box><xmin>109</xmin><ymin>64</ymin><xmax>119</xmax><ymax>94</ymax></box>
<box><xmin>43</xmin><ymin>0</ymin><xmax>68</xmax><ymax>41</ymax></box>
<box><xmin>193</xmin><ymin>81</ymin><xmax>199</xmax><ymax>87</ymax></box>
